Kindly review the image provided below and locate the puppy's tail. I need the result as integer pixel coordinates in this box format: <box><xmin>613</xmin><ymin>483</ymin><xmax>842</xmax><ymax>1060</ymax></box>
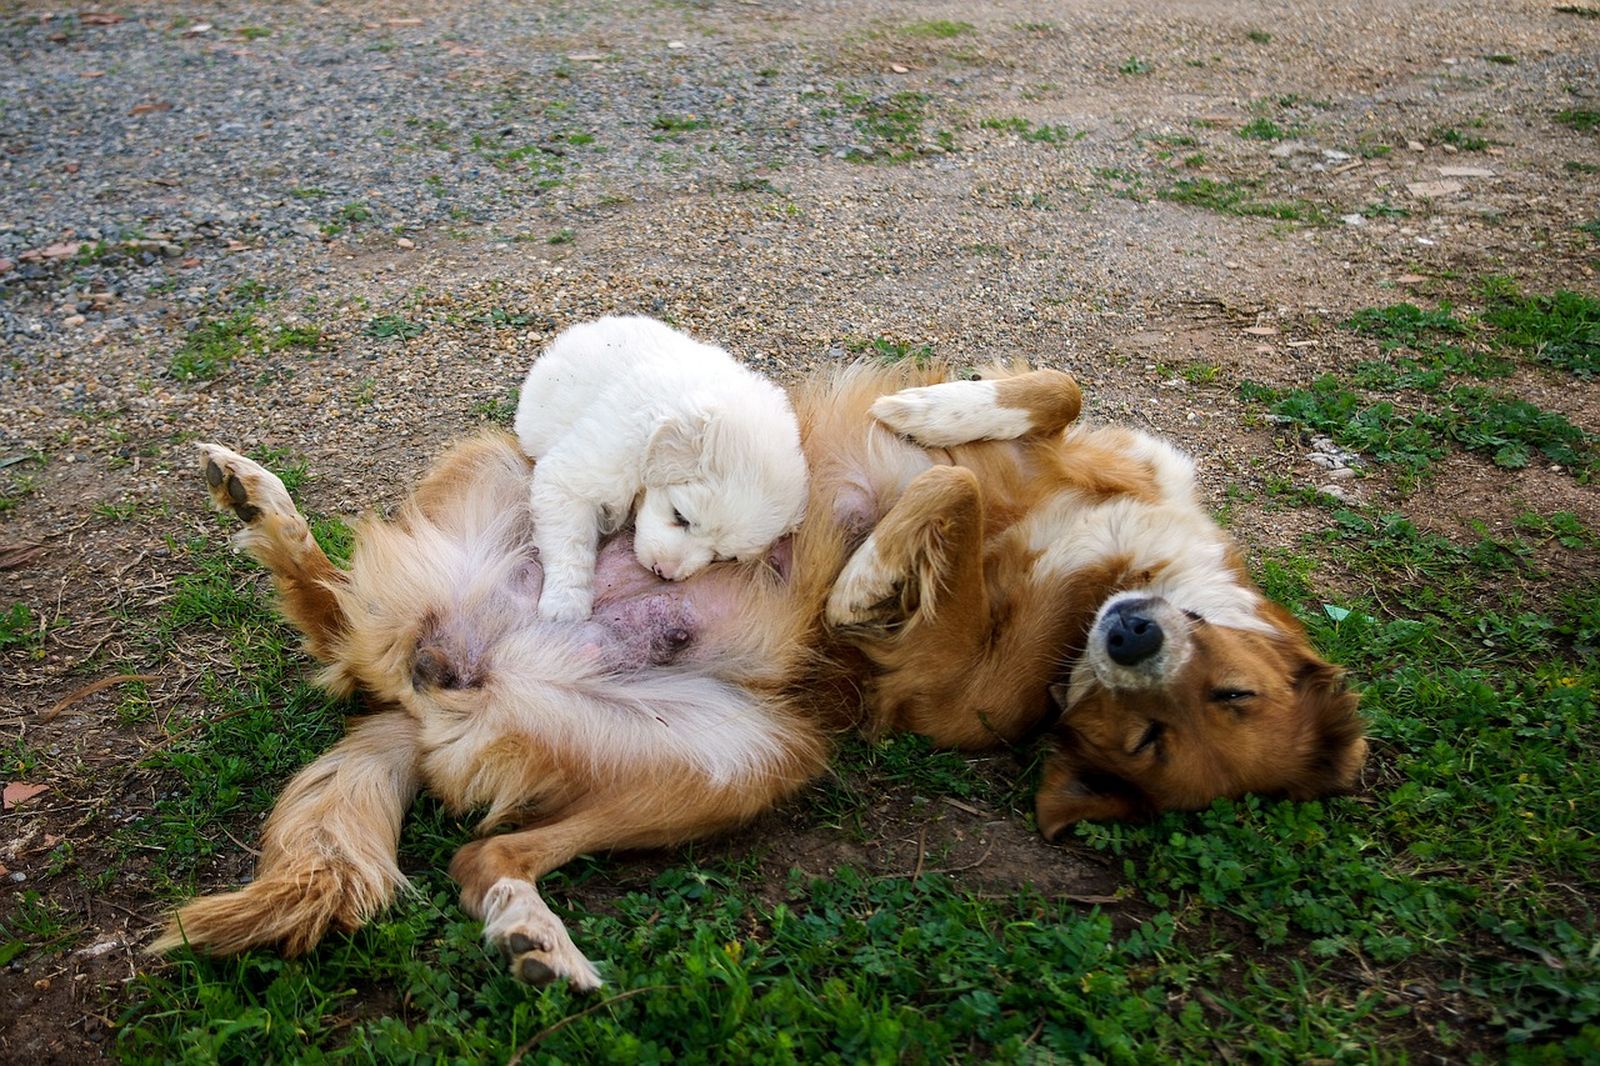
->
<box><xmin>150</xmin><ymin>712</ymin><xmax>420</xmax><ymax>957</ymax></box>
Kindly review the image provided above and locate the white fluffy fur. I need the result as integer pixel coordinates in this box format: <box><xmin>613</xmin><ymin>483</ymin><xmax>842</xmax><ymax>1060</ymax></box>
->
<box><xmin>514</xmin><ymin>316</ymin><xmax>809</xmax><ymax>622</ymax></box>
<box><xmin>1026</xmin><ymin>428</ymin><xmax>1270</xmax><ymax>634</ymax></box>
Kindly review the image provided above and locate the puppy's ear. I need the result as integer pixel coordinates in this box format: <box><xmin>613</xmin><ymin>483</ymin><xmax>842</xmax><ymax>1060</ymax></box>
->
<box><xmin>1285</xmin><ymin>658</ymin><xmax>1367</xmax><ymax>800</ymax></box>
<box><xmin>643</xmin><ymin>410</ymin><xmax>710</xmax><ymax>485</ymax></box>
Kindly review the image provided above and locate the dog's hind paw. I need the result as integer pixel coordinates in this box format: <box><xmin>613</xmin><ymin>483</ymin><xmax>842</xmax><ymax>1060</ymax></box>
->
<box><xmin>196</xmin><ymin>444</ymin><xmax>296</xmax><ymax>526</ymax></box>
<box><xmin>481</xmin><ymin>877</ymin><xmax>602</xmax><ymax>992</ymax></box>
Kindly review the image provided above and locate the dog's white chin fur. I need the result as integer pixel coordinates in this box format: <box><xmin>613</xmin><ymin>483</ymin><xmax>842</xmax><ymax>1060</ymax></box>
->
<box><xmin>1062</xmin><ymin>593</ymin><xmax>1194</xmax><ymax>706</ymax></box>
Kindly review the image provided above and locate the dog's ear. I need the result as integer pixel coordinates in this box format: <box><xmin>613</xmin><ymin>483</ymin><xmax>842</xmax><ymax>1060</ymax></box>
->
<box><xmin>643</xmin><ymin>410</ymin><xmax>711</xmax><ymax>485</ymax></box>
<box><xmin>1034</xmin><ymin>752</ymin><xmax>1144</xmax><ymax>841</ymax></box>
<box><xmin>1285</xmin><ymin>658</ymin><xmax>1367</xmax><ymax>800</ymax></box>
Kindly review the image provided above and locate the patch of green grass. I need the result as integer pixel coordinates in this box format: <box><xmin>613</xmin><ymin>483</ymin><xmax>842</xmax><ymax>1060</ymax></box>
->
<box><xmin>900</xmin><ymin>19</ymin><xmax>973</xmax><ymax>38</ymax></box>
<box><xmin>471</xmin><ymin>387</ymin><xmax>520</xmax><ymax>425</ymax></box>
<box><xmin>1567</xmin><ymin>160</ymin><xmax>1600</xmax><ymax>173</ymax></box>
<box><xmin>548</xmin><ymin>227</ymin><xmax>575</xmax><ymax>245</ymax></box>
<box><xmin>837</xmin><ymin>90</ymin><xmax>932</xmax><ymax>161</ymax></box>
<box><xmin>1118</xmin><ymin>56</ymin><xmax>1153</xmax><ymax>76</ymax></box>
<box><xmin>1360</xmin><ymin>200</ymin><xmax>1409</xmax><ymax>218</ymax></box>
<box><xmin>1241</xmin><ymin>375</ymin><xmax>1597</xmax><ymax>482</ymax></box>
<box><xmin>1</xmin><ymin>890</ymin><xmax>78</xmax><ymax>962</ymax></box>
<box><xmin>1246</xmin><ymin>29</ymin><xmax>1272</xmax><ymax>44</ymax></box>
<box><xmin>847</xmin><ymin>335</ymin><xmax>936</xmax><ymax>365</ymax></box>
<box><xmin>236</xmin><ymin>26</ymin><xmax>270</xmax><ymax>41</ymax></box>
<box><xmin>1555</xmin><ymin>108</ymin><xmax>1600</xmax><ymax>132</ymax></box>
<box><xmin>979</xmin><ymin>117</ymin><xmax>1082</xmax><ymax>144</ymax></box>
<box><xmin>0</xmin><ymin>470</ymin><xmax>38</xmax><ymax>516</ymax></box>
<box><xmin>1159</xmin><ymin>178</ymin><xmax>1323</xmax><ymax>223</ymax></box>
<box><xmin>1484</xmin><ymin>53</ymin><xmax>1517</xmax><ymax>64</ymax></box>
<box><xmin>0</xmin><ymin>736</ymin><xmax>43</xmax><ymax>777</ymax></box>
<box><xmin>363</xmin><ymin>315</ymin><xmax>425</xmax><ymax>341</ymax></box>
<box><xmin>1345</xmin><ymin>301</ymin><xmax>1469</xmax><ymax>351</ymax></box>
<box><xmin>1237</xmin><ymin>116</ymin><xmax>1288</xmax><ymax>141</ymax></box>
<box><xmin>1481</xmin><ymin>281</ymin><xmax>1600</xmax><ymax>376</ymax></box>
<box><xmin>170</xmin><ymin>311</ymin><xmax>261</xmax><ymax>382</ymax></box>
<box><xmin>1432</xmin><ymin>126</ymin><xmax>1489</xmax><ymax>151</ymax></box>
<box><xmin>268</xmin><ymin>324</ymin><xmax>323</xmax><ymax>351</ymax></box>
<box><xmin>1515</xmin><ymin>510</ymin><xmax>1596</xmax><ymax>550</ymax></box>
<box><xmin>650</xmin><ymin>114</ymin><xmax>712</xmax><ymax>133</ymax></box>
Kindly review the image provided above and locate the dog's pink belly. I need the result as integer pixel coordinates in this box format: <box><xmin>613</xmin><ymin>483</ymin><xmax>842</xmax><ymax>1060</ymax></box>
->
<box><xmin>577</xmin><ymin>533</ymin><xmax>790</xmax><ymax>671</ymax></box>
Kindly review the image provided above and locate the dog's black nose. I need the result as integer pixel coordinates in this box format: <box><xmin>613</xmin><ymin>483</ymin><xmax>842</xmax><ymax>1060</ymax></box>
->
<box><xmin>1105</xmin><ymin>605</ymin><xmax>1163</xmax><ymax>666</ymax></box>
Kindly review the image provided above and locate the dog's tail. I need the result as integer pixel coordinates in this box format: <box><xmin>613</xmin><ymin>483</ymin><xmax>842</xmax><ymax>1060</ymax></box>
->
<box><xmin>150</xmin><ymin>712</ymin><xmax>420</xmax><ymax>957</ymax></box>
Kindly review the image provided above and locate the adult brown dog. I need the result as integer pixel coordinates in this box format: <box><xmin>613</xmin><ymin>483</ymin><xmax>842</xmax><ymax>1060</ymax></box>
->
<box><xmin>155</xmin><ymin>363</ymin><xmax>1365</xmax><ymax>988</ymax></box>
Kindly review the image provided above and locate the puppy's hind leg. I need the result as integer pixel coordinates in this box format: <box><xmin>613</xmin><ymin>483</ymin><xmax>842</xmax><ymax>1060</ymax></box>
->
<box><xmin>196</xmin><ymin>443</ymin><xmax>348</xmax><ymax>661</ymax></box>
<box><xmin>152</xmin><ymin>711</ymin><xmax>421</xmax><ymax>957</ymax></box>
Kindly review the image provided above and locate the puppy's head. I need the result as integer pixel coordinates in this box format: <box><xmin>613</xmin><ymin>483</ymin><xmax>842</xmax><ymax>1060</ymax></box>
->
<box><xmin>1035</xmin><ymin>591</ymin><xmax>1366</xmax><ymax>839</ymax></box>
<box><xmin>635</xmin><ymin>394</ymin><xmax>808</xmax><ymax>581</ymax></box>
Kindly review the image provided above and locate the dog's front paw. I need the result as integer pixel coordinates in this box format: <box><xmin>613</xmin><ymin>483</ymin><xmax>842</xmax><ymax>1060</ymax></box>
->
<box><xmin>196</xmin><ymin>444</ymin><xmax>296</xmax><ymax>525</ymax></box>
<box><xmin>870</xmin><ymin>381</ymin><xmax>1029</xmax><ymax>447</ymax></box>
<box><xmin>482</xmin><ymin>878</ymin><xmax>602</xmax><ymax>991</ymax></box>
<box><xmin>825</xmin><ymin>533</ymin><xmax>903</xmax><ymax>628</ymax></box>
<box><xmin>538</xmin><ymin>582</ymin><xmax>594</xmax><ymax>623</ymax></box>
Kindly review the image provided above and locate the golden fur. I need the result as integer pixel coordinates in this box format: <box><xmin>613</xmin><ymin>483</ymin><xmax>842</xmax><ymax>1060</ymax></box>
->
<box><xmin>156</xmin><ymin>362</ymin><xmax>1365</xmax><ymax>986</ymax></box>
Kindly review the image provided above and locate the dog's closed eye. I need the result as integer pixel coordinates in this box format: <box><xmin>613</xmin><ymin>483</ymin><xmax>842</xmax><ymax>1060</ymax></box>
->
<box><xmin>1129</xmin><ymin>720</ymin><xmax>1165</xmax><ymax>756</ymax></box>
<box><xmin>671</xmin><ymin>508</ymin><xmax>692</xmax><ymax>530</ymax></box>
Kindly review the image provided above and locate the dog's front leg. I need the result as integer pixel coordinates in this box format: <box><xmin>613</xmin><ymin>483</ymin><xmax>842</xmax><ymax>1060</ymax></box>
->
<box><xmin>826</xmin><ymin>464</ymin><xmax>987</xmax><ymax>633</ymax></box>
<box><xmin>870</xmin><ymin>368</ymin><xmax>1082</xmax><ymax>446</ymax></box>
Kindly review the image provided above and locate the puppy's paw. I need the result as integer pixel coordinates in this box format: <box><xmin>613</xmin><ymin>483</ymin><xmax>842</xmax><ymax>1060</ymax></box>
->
<box><xmin>538</xmin><ymin>582</ymin><xmax>594</xmax><ymax>623</ymax></box>
<box><xmin>870</xmin><ymin>381</ymin><xmax>1031</xmax><ymax>447</ymax></box>
<box><xmin>825</xmin><ymin>533</ymin><xmax>903</xmax><ymax>628</ymax></box>
<box><xmin>482</xmin><ymin>878</ymin><xmax>602</xmax><ymax>991</ymax></box>
<box><xmin>195</xmin><ymin>444</ymin><xmax>296</xmax><ymax>525</ymax></box>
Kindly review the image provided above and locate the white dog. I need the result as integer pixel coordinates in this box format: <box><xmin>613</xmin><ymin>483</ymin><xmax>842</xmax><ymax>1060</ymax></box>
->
<box><xmin>513</xmin><ymin>315</ymin><xmax>809</xmax><ymax>622</ymax></box>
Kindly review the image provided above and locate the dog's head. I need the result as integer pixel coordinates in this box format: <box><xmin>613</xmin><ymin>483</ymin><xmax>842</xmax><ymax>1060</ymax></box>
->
<box><xmin>633</xmin><ymin>395</ymin><xmax>808</xmax><ymax>581</ymax></box>
<box><xmin>1035</xmin><ymin>590</ymin><xmax>1366</xmax><ymax>839</ymax></box>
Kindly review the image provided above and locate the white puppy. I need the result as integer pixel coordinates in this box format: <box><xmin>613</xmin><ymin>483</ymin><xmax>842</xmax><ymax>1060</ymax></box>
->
<box><xmin>513</xmin><ymin>315</ymin><xmax>808</xmax><ymax>622</ymax></box>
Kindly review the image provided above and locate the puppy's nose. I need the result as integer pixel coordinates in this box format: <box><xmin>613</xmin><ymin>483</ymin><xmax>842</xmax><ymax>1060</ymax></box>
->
<box><xmin>1105</xmin><ymin>605</ymin><xmax>1163</xmax><ymax>666</ymax></box>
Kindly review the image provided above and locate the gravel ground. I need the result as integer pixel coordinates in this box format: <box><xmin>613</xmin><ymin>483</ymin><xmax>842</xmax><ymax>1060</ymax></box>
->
<box><xmin>1</xmin><ymin>0</ymin><xmax>1597</xmax><ymax>1059</ymax></box>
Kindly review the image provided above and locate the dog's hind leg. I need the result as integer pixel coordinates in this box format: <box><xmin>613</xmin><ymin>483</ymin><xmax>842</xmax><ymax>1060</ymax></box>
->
<box><xmin>152</xmin><ymin>711</ymin><xmax>420</xmax><ymax>957</ymax></box>
<box><xmin>449</xmin><ymin>771</ymin><xmax>795</xmax><ymax>991</ymax></box>
<box><xmin>869</xmin><ymin>369</ymin><xmax>1081</xmax><ymax>447</ymax></box>
<box><xmin>196</xmin><ymin>443</ymin><xmax>348</xmax><ymax>661</ymax></box>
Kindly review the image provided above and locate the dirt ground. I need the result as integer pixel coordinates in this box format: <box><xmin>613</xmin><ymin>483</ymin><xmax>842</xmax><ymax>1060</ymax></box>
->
<box><xmin>1</xmin><ymin>0</ymin><xmax>1597</xmax><ymax>1060</ymax></box>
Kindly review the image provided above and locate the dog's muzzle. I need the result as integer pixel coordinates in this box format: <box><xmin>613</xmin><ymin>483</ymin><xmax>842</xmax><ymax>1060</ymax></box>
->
<box><xmin>1104</xmin><ymin>600</ymin><xmax>1164</xmax><ymax>666</ymax></box>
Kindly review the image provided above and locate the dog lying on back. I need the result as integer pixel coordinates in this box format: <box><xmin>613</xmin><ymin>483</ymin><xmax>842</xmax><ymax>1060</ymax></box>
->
<box><xmin>829</xmin><ymin>375</ymin><xmax>1367</xmax><ymax>835</ymax></box>
<box><xmin>158</xmin><ymin>362</ymin><xmax>1365</xmax><ymax>989</ymax></box>
<box><xmin>513</xmin><ymin>316</ymin><xmax>808</xmax><ymax>621</ymax></box>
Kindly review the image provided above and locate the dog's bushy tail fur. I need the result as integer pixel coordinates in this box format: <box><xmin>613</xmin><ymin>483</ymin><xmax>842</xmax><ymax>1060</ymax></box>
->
<box><xmin>150</xmin><ymin>712</ymin><xmax>420</xmax><ymax>956</ymax></box>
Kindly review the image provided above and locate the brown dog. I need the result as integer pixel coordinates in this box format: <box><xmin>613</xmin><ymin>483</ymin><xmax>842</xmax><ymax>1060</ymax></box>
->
<box><xmin>155</xmin><ymin>362</ymin><xmax>1364</xmax><ymax>987</ymax></box>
